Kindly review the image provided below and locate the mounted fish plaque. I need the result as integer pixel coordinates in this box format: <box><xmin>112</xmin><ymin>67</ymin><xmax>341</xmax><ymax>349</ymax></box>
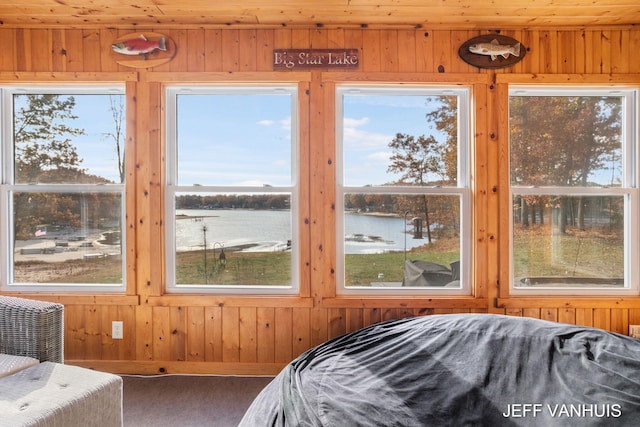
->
<box><xmin>458</xmin><ymin>34</ymin><xmax>526</xmax><ymax>69</ymax></box>
<box><xmin>111</xmin><ymin>32</ymin><xmax>176</xmax><ymax>69</ymax></box>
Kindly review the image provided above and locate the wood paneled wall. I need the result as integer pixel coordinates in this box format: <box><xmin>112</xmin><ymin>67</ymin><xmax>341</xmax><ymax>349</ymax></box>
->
<box><xmin>1</xmin><ymin>27</ymin><xmax>639</xmax><ymax>375</ymax></box>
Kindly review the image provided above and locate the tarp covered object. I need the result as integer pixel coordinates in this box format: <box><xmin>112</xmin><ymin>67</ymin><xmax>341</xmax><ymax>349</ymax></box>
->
<box><xmin>402</xmin><ymin>260</ymin><xmax>454</xmax><ymax>287</ymax></box>
<box><xmin>240</xmin><ymin>314</ymin><xmax>640</xmax><ymax>426</ymax></box>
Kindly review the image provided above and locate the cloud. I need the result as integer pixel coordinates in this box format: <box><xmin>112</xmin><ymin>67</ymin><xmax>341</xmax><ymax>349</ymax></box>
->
<box><xmin>344</xmin><ymin>117</ymin><xmax>369</xmax><ymax>127</ymax></box>
<box><xmin>279</xmin><ymin>116</ymin><xmax>291</xmax><ymax>131</ymax></box>
<box><xmin>367</xmin><ymin>151</ymin><xmax>391</xmax><ymax>161</ymax></box>
<box><xmin>343</xmin><ymin>117</ymin><xmax>393</xmax><ymax>151</ymax></box>
<box><xmin>257</xmin><ymin>116</ymin><xmax>291</xmax><ymax>131</ymax></box>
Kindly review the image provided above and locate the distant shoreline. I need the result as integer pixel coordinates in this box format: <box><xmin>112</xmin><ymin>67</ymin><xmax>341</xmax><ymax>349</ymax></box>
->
<box><xmin>176</xmin><ymin>213</ymin><xmax>219</xmax><ymax>219</ymax></box>
<box><xmin>347</xmin><ymin>210</ymin><xmax>403</xmax><ymax>218</ymax></box>
<box><xmin>176</xmin><ymin>243</ymin><xmax>258</xmax><ymax>253</ymax></box>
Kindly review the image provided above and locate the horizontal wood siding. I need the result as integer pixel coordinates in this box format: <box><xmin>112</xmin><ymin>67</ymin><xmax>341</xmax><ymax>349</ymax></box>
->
<box><xmin>1</xmin><ymin>27</ymin><xmax>639</xmax><ymax>375</ymax></box>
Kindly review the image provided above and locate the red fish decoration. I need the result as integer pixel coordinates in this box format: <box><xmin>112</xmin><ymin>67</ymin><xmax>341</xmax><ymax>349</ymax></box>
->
<box><xmin>112</xmin><ymin>34</ymin><xmax>167</xmax><ymax>58</ymax></box>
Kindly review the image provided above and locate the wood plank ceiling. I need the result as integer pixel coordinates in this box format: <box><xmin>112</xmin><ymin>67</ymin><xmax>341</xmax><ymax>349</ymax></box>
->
<box><xmin>1</xmin><ymin>0</ymin><xmax>639</xmax><ymax>29</ymax></box>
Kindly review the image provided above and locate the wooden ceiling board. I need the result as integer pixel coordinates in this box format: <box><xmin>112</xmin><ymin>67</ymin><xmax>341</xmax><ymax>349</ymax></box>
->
<box><xmin>1</xmin><ymin>1</ymin><xmax>639</xmax><ymax>29</ymax></box>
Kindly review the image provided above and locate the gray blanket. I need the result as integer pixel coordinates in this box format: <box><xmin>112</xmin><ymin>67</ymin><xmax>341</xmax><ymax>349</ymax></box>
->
<box><xmin>240</xmin><ymin>314</ymin><xmax>640</xmax><ymax>426</ymax></box>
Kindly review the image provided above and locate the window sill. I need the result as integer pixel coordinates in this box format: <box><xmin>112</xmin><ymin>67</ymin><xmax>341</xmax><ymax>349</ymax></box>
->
<box><xmin>497</xmin><ymin>297</ymin><xmax>640</xmax><ymax>309</ymax></box>
<box><xmin>147</xmin><ymin>295</ymin><xmax>314</xmax><ymax>308</ymax></box>
<box><xmin>322</xmin><ymin>296</ymin><xmax>487</xmax><ymax>309</ymax></box>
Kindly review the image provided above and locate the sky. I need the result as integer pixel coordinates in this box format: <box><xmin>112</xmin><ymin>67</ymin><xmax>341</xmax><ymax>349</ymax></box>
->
<box><xmin>341</xmin><ymin>94</ymin><xmax>448</xmax><ymax>186</ymax></box>
<box><xmin>14</xmin><ymin>91</ymin><xmax>626</xmax><ymax>188</ymax></box>
<box><xmin>14</xmin><ymin>91</ymin><xmax>450</xmax><ymax>187</ymax></box>
<box><xmin>175</xmin><ymin>92</ymin><xmax>449</xmax><ymax>188</ymax></box>
<box><xmin>176</xmin><ymin>93</ymin><xmax>293</xmax><ymax>187</ymax></box>
<box><xmin>72</xmin><ymin>95</ymin><xmax>124</xmax><ymax>183</ymax></box>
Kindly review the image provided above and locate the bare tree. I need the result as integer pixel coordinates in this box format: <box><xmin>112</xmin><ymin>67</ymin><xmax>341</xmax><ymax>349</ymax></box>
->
<box><xmin>387</xmin><ymin>133</ymin><xmax>447</xmax><ymax>243</ymax></box>
<box><xmin>105</xmin><ymin>95</ymin><xmax>126</xmax><ymax>183</ymax></box>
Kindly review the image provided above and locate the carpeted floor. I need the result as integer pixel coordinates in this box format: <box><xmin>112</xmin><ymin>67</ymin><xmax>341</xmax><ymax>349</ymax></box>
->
<box><xmin>121</xmin><ymin>374</ymin><xmax>273</xmax><ymax>427</ymax></box>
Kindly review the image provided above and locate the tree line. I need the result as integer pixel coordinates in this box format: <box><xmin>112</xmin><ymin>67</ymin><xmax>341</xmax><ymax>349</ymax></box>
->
<box><xmin>376</xmin><ymin>93</ymin><xmax>622</xmax><ymax>240</ymax></box>
<box><xmin>12</xmin><ymin>92</ymin><xmax>622</xmax><ymax>241</ymax></box>
<box><xmin>510</xmin><ymin>95</ymin><xmax>622</xmax><ymax>232</ymax></box>
<box><xmin>176</xmin><ymin>193</ymin><xmax>290</xmax><ymax>210</ymax></box>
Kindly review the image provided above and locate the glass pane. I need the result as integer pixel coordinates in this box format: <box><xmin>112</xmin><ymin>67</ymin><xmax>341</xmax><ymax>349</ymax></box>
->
<box><xmin>512</xmin><ymin>194</ymin><xmax>624</xmax><ymax>288</ymax></box>
<box><xmin>14</xmin><ymin>94</ymin><xmax>126</xmax><ymax>184</ymax></box>
<box><xmin>509</xmin><ymin>95</ymin><xmax>623</xmax><ymax>187</ymax></box>
<box><xmin>176</xmin><ymin>94</ymin><xmax>292</xmax><ymax>186</ymax></box>
<box><xmin>13</xmin><ymin>192</ymin><xmax>123</xmax><ymax>284</ymax></box>
<box><xmin>342</xmin><ymin>94</ymin><xmax>458</xmax><ymax>187</ymax></box>
<box><xmin>344</xmin><ymin>193</ymin><xmax>461</xmax><ymax>288</ymax></box>
<box><xmin>175</xmin><ymin>192</ymin><xmax>292</xmax><ymax>286</ymax></box>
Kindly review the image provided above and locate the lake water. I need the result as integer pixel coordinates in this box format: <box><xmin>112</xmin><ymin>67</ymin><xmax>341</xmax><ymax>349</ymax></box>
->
<box><xmin>176</xmin><ymin>209</ymin><xmax>427</xmax><ymax>254</ymax></box>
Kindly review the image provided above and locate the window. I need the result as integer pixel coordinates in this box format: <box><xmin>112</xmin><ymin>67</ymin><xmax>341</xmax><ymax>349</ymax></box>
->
<box><xmin>165</xmin><ymin>85</ymin><xmax>298</xmax><ymax>294</ymax></box>
<box><xmin>336</xmin><ymin>86</ymin><xmax>471</xmax><ymax>295</ymax></box>
<box><xmin>0</xmin><ymin>86</ymin><xmax>126</xmax><ymax>292</ymax></box>
<box><xmin>509</xmin><ymin>87</ymin><xmax>638</xmax><ymax>295</ymax></box>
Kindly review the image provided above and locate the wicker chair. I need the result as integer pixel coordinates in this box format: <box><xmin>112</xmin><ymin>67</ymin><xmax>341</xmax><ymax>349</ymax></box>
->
<box><xmin>0</xmin><ymin>296</ymin><xmax>64</xmax><ymax>363</ymax></box>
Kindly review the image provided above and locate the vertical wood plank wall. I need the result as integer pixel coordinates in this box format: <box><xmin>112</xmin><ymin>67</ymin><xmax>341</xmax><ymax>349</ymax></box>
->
<box><xmin>1</xmin><ymin>27</ymin><xmax>639</xmax><ymax>375</ymax></box>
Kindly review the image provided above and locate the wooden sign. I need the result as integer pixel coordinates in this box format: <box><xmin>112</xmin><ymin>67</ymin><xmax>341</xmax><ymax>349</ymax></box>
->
<box><xmin>458</xmin><ymin>34</ymin><xmax>526</xmax><ymax>69</ymax></box>
<box><xmin>273</xmin><ymin>49</ymin><xmax>359</xmax><ymax>70</ymax></box>
<box><xmin>111</xmin><ymin>32</ymin><xmax>176</xmax><ymax>69</ymax></box>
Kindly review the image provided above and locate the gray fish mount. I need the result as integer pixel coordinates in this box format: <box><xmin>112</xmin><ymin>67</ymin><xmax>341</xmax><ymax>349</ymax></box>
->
<box><xmin>458</xmin><ymin>34</ymin><xmax>526</xmax><ymax>69</ymax></box>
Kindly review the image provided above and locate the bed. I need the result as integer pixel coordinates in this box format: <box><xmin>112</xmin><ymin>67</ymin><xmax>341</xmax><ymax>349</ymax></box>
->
<box><xmin>239</xmin><ymin>314</ymin><xmax>640</xmax><ymax>426</ymax></box>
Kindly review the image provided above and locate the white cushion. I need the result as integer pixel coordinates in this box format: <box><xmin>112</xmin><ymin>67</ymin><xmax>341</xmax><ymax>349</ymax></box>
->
<box><xmin>0</xmin><ymin>361</ymin><xmax>123</xmax><ymax>427</ymax></box>
<box><xmin>0</xmin><ymin>353</ymin><xmax>39</xmax><ymax>378</ymax></box>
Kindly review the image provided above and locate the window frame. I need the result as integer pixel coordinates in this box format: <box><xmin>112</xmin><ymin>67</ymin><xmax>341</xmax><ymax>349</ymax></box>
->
<box><xmin>164</xmin><ymin>84</ymin><xmax>300</xmax><ymax>295</ymax></box>
<box><xmin>507</xmin><ymin>85</ymin><xmax>639</xmax><ymax>296</ymax></box>
<box><xmin>335</xmin><ymin>84</ymin><xmax>473</xmax><ymax>296</ymax></box>
<box><xmin>0</xmin><ymin>85</ymin><xmax>127</xmax><ymax>293</ymax></box>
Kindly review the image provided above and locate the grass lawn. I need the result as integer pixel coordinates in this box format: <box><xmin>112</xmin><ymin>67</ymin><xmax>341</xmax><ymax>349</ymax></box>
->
<box><xmin>15</xmin><ymin>226</ymin><xmax>623</xmax><ymax>287</ymax></box>
<box><xmin>15</xmin><ymin>256</ymin><xmax>123</xmax><ymax>283</ymax></box>
<box><xmin>176</xmin><ymin>250</ymin><xmax>291</xmax><ymax>285</ymax></box>
<box><xmin>513</xmin><ymin>224</ymin><xmax>623</xmax><ymax>281</ymax></box>
<box><xmin>346</xmin><ymin>238</ymin><xmax>460</xmax><ymax>285</ymax></box>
